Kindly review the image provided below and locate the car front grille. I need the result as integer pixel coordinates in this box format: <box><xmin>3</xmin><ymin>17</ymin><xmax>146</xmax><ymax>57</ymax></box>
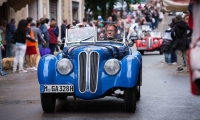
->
<box><xmin>79</xmin><ymin>52</ymin><xmax>87</xmax><ymax>92</ymax></box>
<box><xmin>90</xmin><ymin>52</ymin><xmax>99</xmax><ymax>93</ymax></box>
<box><xmin>78</xmin><ymin>52</ymin><xmax>99</xmax><ymax>93</ymax></box>
<box><xmin>147</xmin><ymin>38</ymin><xmax>152</xmax><ymax>49</ymax></box>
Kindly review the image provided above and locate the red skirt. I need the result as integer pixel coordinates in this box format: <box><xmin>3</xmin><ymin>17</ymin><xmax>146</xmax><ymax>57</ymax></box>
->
<box><xmin>26</xmin><ymin>46</ymin><xmax>37</xmax><ymax>55</ymax></box>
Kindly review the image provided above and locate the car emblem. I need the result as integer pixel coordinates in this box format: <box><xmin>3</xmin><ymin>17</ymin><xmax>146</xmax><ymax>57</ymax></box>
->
<box><xmin>87</xmin><ymin>48</ymin><xmax>92</xmax><ymax>52</ymax></box>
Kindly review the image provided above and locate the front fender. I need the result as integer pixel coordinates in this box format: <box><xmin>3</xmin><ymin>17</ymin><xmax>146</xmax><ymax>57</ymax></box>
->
<box><xmin>159</xmin><ymin>39</ymin><xmax>163</xmax><ymax>46</ymax></box>
<box><xmin>135</xmin><ymin>40</ymin><xmax>142</xmax><ymax>47</ymax></box>
<box><xmin>101</xmin><ymin>55</ymin><xmax>140</xmax><ymax>93</ymax></box>
<box><xmin>118</xmin><ymin>55</ymin><xmax>140</xmax><ymax>87</ymax></box>
<box><xmin>37</xmin><ymin>55</ymin><xmax>57</xmax><ymax>84</ymax></box>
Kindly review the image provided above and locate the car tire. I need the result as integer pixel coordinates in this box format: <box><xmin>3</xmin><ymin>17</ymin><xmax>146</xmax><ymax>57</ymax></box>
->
<box><xmin>58</xmin><ymin>96</ymin><xmax>68</xmax><ymax>100</ymax></box>
<box><xmin>138</xmin><ymin>50</ymin><xmax>144</xmax><ymax>55</ymax></box>
<box><xmin>159</xmin><ymin>50</ymin><xmax>163</xmax><ymax>55</ymax></box>
<box><xmin>124</xmin><ymin>86</ymin><xmax>137</xmax><ymax>113</ymax></box>
<box><xmin>41</xmin><ymin>93</ymin><xmax>56</xmax><ymax>112</ymax></box>
<box><xmin>137</xmin><ymin>68</ymin><xmax>142</xmax><ymax>100</ymax></box>
<box><xmin>136</xmin><ymin>86</ymin><xmax>141</xmax><ymax>100</ymax></box>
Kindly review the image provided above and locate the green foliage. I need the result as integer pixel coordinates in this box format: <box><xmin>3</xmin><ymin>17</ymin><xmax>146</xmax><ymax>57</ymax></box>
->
<box><xmin>132</xmin><ymin>0</ymin><xmax>141</xmax><ymax>3</ymax></box>
<box><xmin>85</xmin><ymin>0</ymin><xmax>142</xmax><ymax>19</ymax></box>
<box><xmin>85</xmin><ymin>0</ymin><xmax>117</xmax><ymax>19</ymax></box>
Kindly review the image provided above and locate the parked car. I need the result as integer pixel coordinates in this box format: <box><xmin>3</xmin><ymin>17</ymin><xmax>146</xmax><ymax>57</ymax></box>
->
<box><xmin>38</xmin><ymin>26</ymin><xmax>142</xmax><ymax>113</ymax></box>
<box><xmin>168</xmin><ymin>11</ymin><xmax>186</xmax><ymax>17</ymax></box>
<box><xmin>135</xmin><ymin>31</ymin><xmax>163</xmax><ymax>55</ymax></box>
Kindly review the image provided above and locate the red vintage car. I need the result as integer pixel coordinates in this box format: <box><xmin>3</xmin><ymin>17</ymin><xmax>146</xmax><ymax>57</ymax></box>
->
<box><xmin>135</xmin><ymin>31</ymin><xmax>163</xmax><ymax>55</ymax></box>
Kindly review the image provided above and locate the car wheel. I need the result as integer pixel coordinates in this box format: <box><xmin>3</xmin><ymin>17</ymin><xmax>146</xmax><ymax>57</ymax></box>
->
<box><xmin>137</xmin><ymin>68</ymin><xmax>142</xmax><ymax>100</ymax></box>
<box><xmin>136</xmin><ymin>86</ymin><xmax>141</xmax><ymax>100</ymax></box>
<box><xmin>124</xmin><ymin>86</ymin><xmax>137</xmax><ymax>113</ymax></box>
<box><xmin>58</xmin><ymin>96</ymin><xmax>68</xmax><ymax>100</ymax></box>
<box><xmin>41</xmin><ymin>93</ymin><xmax>56</xmax><ymax>112</ymax></box>
<box><xmin>159</xmin><ymin>50</ymin><xmax>163</xmax><ymax>55</ymax></box>
<box><xmin>138</xmin><ymin>50</ymin><xmax>144</xmax><ymax>55</ymax></box>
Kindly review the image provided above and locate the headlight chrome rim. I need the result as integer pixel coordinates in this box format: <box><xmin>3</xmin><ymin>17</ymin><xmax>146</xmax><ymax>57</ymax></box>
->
<box><xmin>154</xmin><ymin>39</ymin><xmax>158</xmax><ymax>44</ymax></box>
<box><xmin>104</xmin><ymin>59</ymin><xmax>120</xmax><ymax>76</ymax></box>
<box><xmin>57</xmin><ymin>58</ymin><xmax>73</xmax><ymax>75</ymax></box>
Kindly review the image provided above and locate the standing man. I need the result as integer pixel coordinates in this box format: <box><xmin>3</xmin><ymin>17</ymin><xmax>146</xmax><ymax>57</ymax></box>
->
<box><xmin>60</xmin><ymin>19</ymin><xmax>67</xmax><ymax>50</ymax></box>
<box><xmin>45</xmin><ymin>18</ymin><xmax>50</xmax><ymax>29</ymax></box>
<box><xmin>61</xmin><ymin>19</ymin><xmax>67</xmax><ymax>40</ymax></box>
<box><xmin>31</xmin><ymin>20</ymin><xmax>46</xmax><ymax>49</ymax></box>
<box><xmin>40</xmin><ymin>18</ymin><xmax>50</xmax><ymax>48</ymax></box>
<box><xmin>5</xmin><ymin>18</ymin><xmax>16</xmax><ymax>57</ymax></box>
<box><xmin>171</xmin><ymin>15</ymin><xmax>192</xmax><ymax>72</ymax></box>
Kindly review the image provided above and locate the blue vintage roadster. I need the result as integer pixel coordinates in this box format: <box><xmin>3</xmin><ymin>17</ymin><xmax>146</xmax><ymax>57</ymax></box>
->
<box><xmin>38</xmin><ymin>26</ymin><xmax>142</xmax><ymax>113</ymax></box>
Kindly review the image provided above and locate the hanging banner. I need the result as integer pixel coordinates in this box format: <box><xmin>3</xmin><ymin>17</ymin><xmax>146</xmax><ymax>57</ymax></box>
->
<box><xmin>162</xmin><ymin>0</ymin><xmax>190</xmax><ymax>11</ymax></box>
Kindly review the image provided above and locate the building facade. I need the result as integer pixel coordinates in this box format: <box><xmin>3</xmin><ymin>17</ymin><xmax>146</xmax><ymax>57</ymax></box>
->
<box><xmin>0</xmin><ymin>0</ymin><xmax>85</xmax><ymax>29</ymax></box>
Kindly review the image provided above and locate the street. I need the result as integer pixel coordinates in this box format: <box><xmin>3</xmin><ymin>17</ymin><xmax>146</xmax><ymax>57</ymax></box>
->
<box><xmin>0</xmin><ymin>16</ymin><xmax>200</xmax><ymax>120</ymax></box>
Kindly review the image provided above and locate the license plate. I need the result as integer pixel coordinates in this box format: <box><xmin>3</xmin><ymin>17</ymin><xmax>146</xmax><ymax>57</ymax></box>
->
<box><xmin>41</xmin><ymin>85</ymin><xmax>74</xmax><ymax>93</ymax></box>
<box><xmin>131</xmin><ymin>36</ymin><xmax>138</xmax><ymax>39</ymax></box>
<box><xmin>137</xmin><ymin>47</ymin><xmax>146</xmax><ymax>50</ymax></box>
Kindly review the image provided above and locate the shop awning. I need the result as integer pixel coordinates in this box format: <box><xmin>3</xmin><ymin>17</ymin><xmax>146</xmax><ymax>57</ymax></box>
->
<box><xmin>162</xmin><ymin>0</ymin><xmax>190</xmax><ymax>12</ymax></box>
<box><xmin>0</xmin><ymin>0</ymin><xmax>7</xmax><ymax>6</ymax></box>
<box><xmin>8</xmin><ymin>0</ymin><xmax>33</xmax><ymax>11</ymax></box>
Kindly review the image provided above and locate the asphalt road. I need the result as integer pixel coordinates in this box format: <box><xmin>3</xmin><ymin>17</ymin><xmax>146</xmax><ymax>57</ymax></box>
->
<box><xmin>0</xmin><ymin>15</ymin><xmax>200</xmax><ymax>120</ymax></box>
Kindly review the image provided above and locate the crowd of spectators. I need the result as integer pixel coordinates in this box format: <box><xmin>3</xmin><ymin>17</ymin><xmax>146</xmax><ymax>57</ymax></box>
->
<box><xmin>1</xmin><ymin>0</ymin><xmax>184</xmax><ymax>76</ymax></box>
<box><xmin>0</xmin><ymin>17</ymin><xmax>61</xmax><ymax>75</ymax></box>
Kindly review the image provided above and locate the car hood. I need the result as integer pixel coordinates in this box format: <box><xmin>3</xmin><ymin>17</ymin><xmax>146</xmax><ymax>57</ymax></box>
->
<box><xmin>63</xmin><ymin>44</ymin><xmax>129</xmax><ymax>60</ymax></box>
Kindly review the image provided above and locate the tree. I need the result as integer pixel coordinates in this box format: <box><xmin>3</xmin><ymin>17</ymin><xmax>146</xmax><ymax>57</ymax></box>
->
<box><xmin>85</xmin><ymin>0</ymin><xmax>117</xmax><ymax>20</ymax></box>
<box><xmin>132</xmin><ymin>0</ymin><xmax>141</xmax><ymax>3</ymax></box>
<box><xmin>135</xmin><ymin>0</ymin><xmax>141</xmax><ymax>3</ymax></box>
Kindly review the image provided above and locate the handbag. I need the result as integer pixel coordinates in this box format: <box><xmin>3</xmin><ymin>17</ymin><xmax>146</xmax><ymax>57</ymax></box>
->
<box><xmin>39</xmin><ymin>47</ymin><xmax>51</xmax><ymax>57</ymax></box>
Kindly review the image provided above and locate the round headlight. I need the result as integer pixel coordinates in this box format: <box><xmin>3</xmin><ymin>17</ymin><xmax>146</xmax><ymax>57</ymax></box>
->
<box><xmin>104</xmin><ymin>59</ymin><xmax>120</xmax><ymax>75</ymax></box>
<box><xmin>57</xmin><ymin>58</ymin><xmax>73</xmax><ymax>75</ymax></box>
<box><xmin>154</xmin><ymin>39</ymin><xmax>158</xmax><ymax>44</ymax></box>
<box><xmin>142</xmin><ymin>40</ymin><xmax>146</xmax><ymax>44</ymax></box>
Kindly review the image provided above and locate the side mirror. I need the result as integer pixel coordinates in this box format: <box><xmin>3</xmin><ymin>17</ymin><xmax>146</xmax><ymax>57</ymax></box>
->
<box><xmin>128</xmin><ymin>41</ymin><xmax>134</xmax><ymax>47</ymax></box>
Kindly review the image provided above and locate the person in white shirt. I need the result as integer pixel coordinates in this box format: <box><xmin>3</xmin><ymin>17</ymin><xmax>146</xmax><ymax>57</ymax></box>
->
<box><xmin>159</xmin><ymin>10</ymin><xmax>164</xmax><ymax>22</ymax></box>
<box><xmin>161</xmin><ymin>23</ymin><xmax>174</xmax><ymax>64</ymax></box>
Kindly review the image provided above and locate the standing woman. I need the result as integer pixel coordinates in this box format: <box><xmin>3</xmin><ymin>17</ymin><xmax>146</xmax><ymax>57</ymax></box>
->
<box><xmin>13</xmin><ymin>19</ymin><xmax>28</xmax><ymax>73</ymax></box>
<box><xmin>48</xmin><ymin>21</ymin><xmax>58</xmax><ymax>55</ymax></box>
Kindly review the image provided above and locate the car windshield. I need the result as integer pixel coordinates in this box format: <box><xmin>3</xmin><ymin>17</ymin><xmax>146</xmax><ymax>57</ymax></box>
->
<box><xmin>66</xmin><ymin>25</ymin><xmax>125</xmax><ymax>44</ymax></box>
<box><xmin>150</xmin><ymin>32</ymin><xmax>161</xmax><ymax>38</ymax></box>
<box><xmin>140</xmin><ymin>25</ymin><xmax>151</xmax><ymax>31</ymax></box>
<box><xmin>67</xmin><ymin>27</ymin><xmax>95</xmax><ymax>43</ymax></box>
<box><xmin>142</xmin><ymin>31</ymin><xmax>161</xmax><ymax>38</ymax></box>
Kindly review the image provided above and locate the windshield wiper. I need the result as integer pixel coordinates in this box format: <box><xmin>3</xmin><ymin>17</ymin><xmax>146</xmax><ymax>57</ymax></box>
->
<box><xmin>80</xmin><ymin>36</ymin><xmax>94</xmax><ymax>42</ymax></box>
